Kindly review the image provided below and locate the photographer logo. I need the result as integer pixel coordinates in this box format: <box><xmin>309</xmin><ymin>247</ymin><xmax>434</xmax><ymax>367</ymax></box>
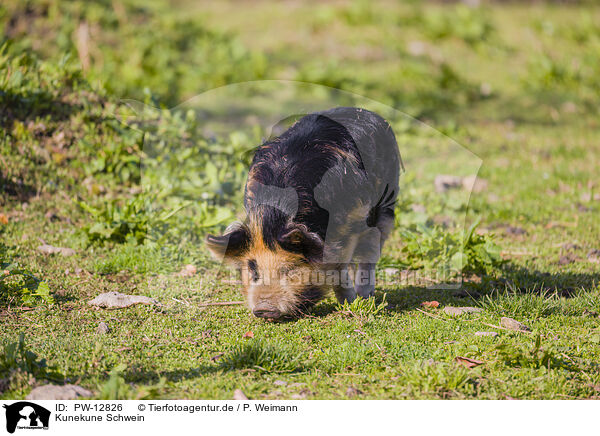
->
<box><xmin>2</xmin><ymin>402</ymin><xmax>50</xmax><ymax>434</ymax></box>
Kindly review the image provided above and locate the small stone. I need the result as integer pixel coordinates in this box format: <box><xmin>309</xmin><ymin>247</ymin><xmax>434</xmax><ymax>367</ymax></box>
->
<box><xmin>96</xmin><ymin>322</ymin><xmax>110</xmax><ymax>334</ymax></box>
<box><xmin>27</xmin><ymin>384</ymin><xmax>93</xmax><ymax>400</ymax></box>
<box><xmin>443</xmin><ymin>306</ymin><xmax>483</xmax><ymax>316</ymax></box>
<box><xmin>273</xmin><ymin>380</ymin><xmax>287</xmax><ymax>386</ymax></box>
<box><xmin>475</xmin><ymin>331</ymin><xmax>498</xmax><ymax>337</ymax></box>
<box><xmin>500</xmin><ymin>317</ymin><xmax>531</xmax><ymax>332</ymax></box>
<box><xmin>233</xmin><ymin>389</ymin><xmax>248</xmax><ymax>400</ymax></box>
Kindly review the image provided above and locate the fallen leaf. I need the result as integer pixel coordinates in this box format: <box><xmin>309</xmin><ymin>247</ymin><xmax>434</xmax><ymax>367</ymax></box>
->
<box><xmin>0</xmin><ymin>213</ymin><xmax>8</xmax><ymax>225</ymax></box>
<box><xmin>443</xmin><ymin>306</ymin><xmax>482</xmax><ymax>316</ymax></box>
<box><xmin>243</xmin><ymin>331</ymin><xmax>254</xmax><ymax>339</ymax></box>
<box><xmin>88</xmin><ymin>292</ymin><xmax>159</xmax><ymax>309</ymax></box>
<box><xmin>500</xmin><ymin>316</ymin><xmax>531</xmax><ymax>332</ymax></box>
<box><xmin>455</xmin><ymin>356</ymin><xmax>484</xmax><ymax>368</ymax></box>
<box><xmin>37</xmin><ymin>244</ymin><xmax>75</xmax><ymax>257</ymax></box>
<box><xmin>421</xmin><ymin>301</ymin><xmax>440</xmax><ymax>308</ymax></box>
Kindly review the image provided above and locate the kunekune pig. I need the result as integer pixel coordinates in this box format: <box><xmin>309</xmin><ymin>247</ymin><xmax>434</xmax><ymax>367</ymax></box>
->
<box><xmin>207</xmin><ymin>107</ymin><xmax>401</xmax><ymax>319</ymax></box>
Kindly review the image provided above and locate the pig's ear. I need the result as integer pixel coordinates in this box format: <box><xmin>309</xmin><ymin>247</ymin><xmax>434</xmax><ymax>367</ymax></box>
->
<box><xmin>205</xmin><ymin>223</ymin><xmax>249</xmax><ymax>263</ymax></box>
<box><xmin>278</xmin><ymin>225</ymin><xmax>323</xmax><ymax>262</ymax></box>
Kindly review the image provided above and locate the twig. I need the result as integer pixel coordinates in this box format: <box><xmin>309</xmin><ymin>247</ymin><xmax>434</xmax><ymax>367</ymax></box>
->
<box><xmin>481</xmin><ymin>322</ymin><xmax>532</xmax><ymax>334</ymax></box>
<box><xmin>9</xmin><ymin>307</ymin><xmax>36</xmax><ymax>312</ymax></box>
<box><xmin>197</xmin><ymin>300</ymin><xmax>244</xmax><ymax>307</ymax></box>
<box><xmin>19</xmin><ymin>315</ymin><xmax>44</xmax><ymax>328</ymax></box>
<box><xmin>172</xmin><ymin>297</ymin><xmax>190</xmax><ymax>306</ymax></box>
<box><xmin>70</xmin><ymin>277</ymin><xmax>92</xmax><ymax>287</ymax></box>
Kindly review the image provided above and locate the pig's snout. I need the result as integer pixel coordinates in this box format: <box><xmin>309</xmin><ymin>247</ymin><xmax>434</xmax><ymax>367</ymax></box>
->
<box><xmin>252</xmin><ymin>303</ymin><xmax>282</xmax><ymax>319</ymax></box>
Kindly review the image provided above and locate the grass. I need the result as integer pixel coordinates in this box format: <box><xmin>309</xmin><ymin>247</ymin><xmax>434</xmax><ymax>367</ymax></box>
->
<box><xmin>1</xmin><ymin>0</ymin><xmax>599</xmax><ymax>400</ymax></box>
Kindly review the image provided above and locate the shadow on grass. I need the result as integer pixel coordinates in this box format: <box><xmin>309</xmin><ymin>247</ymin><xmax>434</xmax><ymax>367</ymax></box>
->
<box><xmin>308</xmin><ymin>261</ymin><xmax>600</xmax><ymax>318</ymax></box>
<box><xmin>0</xmin><ymin>89</ymin><xmax>81</xmax><ymax>129</ymax></box>
<box><xmin>0</xmin><ymin>173</ymin><xmax>37</xmax><ymax>204</ymax></box>
<box><xmin>121</xmin><ymin>366</ymin><xmax>222</xmax><ymax>384</ymax></box>
<box><xmin>118</xmin><ymin>359</ymin><xmax>308</xmax><ymax>385</ymax></box>
<box><xmin>497</xmin><ymin>263</ymin><xmax>600</xmax><ymax>297</ymax></box>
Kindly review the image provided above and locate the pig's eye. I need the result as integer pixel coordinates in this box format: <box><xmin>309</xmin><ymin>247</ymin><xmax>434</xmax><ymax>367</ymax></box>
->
<box><xmin>248</xmin><ymin>259</ymin><xmax>259</xmax><ymax>282</ymax></box>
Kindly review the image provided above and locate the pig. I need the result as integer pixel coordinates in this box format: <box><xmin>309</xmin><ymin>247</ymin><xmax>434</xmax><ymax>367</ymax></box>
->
<box><xmin>206</xmin><ymin>107</ymin><xmax>401</xmax><ymax>319</ymax></box>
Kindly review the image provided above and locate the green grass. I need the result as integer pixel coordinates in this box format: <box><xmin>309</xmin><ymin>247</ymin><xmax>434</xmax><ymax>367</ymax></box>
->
<box><xmin>1</xmin><ymin>0</ymin><xmax>599</xmax><ymax>400</ymax></box>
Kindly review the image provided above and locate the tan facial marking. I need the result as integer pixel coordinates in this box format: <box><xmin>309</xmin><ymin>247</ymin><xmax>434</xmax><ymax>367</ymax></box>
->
<box><xmin>239</xmin><ymin>215</ymin><xmax>321</xmax><ymax>318</ymax></box>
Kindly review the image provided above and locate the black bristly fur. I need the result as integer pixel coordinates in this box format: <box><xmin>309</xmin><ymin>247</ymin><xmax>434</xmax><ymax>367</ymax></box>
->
<box><xmin>244</xmin><ymin>107</ymin><xmax>401</xmax><ymax>258</ymax></box>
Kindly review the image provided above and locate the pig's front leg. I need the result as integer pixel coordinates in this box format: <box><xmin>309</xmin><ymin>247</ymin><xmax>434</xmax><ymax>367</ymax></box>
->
<box><xmin>333</xmin><ymin>264</ymin><xmax>356</xmax><ymax>303</ymax></box>
<box><xmin>355</xmin><ymin>262</ymin><xmax>376</xmax><ymax>298</ymax></box>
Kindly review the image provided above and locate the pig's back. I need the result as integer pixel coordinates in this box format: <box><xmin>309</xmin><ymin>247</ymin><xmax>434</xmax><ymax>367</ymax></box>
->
<box><xmin>245</xmin><ymin>107</ymin><xmax>401</xmax><ymax>243</ymax></box>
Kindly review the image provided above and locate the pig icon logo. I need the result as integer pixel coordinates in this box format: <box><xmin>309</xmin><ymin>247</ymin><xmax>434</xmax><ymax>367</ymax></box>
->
<box><xmin>2</xmin><ymin>402</ymin><xmax>50</xmax><ymax>433</ymax></box>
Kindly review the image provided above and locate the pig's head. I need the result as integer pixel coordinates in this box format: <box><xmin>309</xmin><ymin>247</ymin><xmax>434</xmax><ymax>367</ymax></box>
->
<box><xmin>206</xmin><ymin>213</ymin><xmax>326</xmax><ymax>319</ymax></box>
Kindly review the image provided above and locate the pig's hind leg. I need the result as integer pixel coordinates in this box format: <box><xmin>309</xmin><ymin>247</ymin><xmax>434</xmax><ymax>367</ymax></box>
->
<box><xmin>354</xmin><ymin>206</ymin><xmax>395</xmax><ymax>298</ymax></box>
